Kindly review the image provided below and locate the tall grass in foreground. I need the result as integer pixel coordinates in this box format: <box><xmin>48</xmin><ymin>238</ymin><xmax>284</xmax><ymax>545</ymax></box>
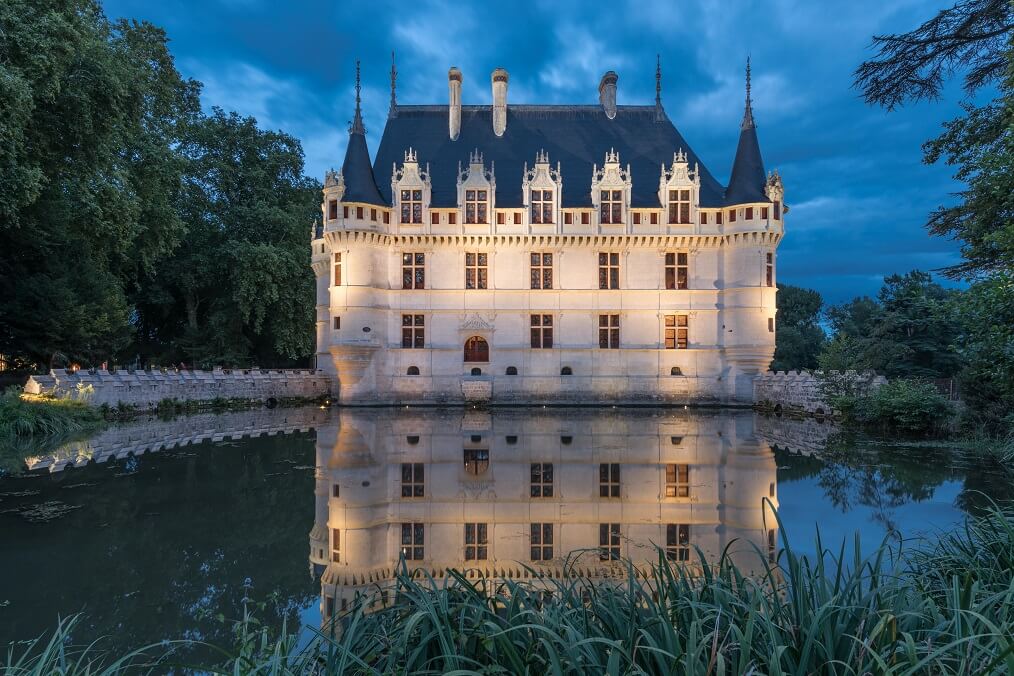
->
<box><xmin>6</xmin><ymin>505</ymin><xmax>1014</xmax><ymax>675</ymax></box>
<box><xmin>0</xmin><ymin>387</ymin><xmax>103</xmax><ymax>438</ymax></box>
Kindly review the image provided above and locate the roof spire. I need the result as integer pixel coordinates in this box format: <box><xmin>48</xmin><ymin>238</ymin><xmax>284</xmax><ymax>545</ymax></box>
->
<box><xmin>350</xmin><ymin>59</ymin><xmax>366</xmax><ymax>135</ymax></box>
<box><xmin>654</xmin><ymin>53</ymin><xmax>665</xmax><ymax>122</ymax></box>
<box><xmin>389</xmin><ymin>51</ymin><xmax>398</xmax><ymax>118</ymax></box>
<box><xmin>741</xmin><ymin>56</ymin><xmax>754</xmax><ymax>130</ymax></box>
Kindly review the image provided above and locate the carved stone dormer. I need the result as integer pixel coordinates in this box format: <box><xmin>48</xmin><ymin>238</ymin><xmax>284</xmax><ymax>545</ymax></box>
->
<box><xmin>457</xmin><ymin>149</ymin><xmax>495</xmax><ymax>226</ymax></box>
<box><xmin>658</xmin><ymin>149</ymin><xmax>700</xmax><ymax>228</ymax></box>
<box><xmin>392</xmin><ymin>148</ymin><xmax>431</xmax><ymax>226</ymax></box>
<box><xmin>591</xmin><ymin>148</ymin><xmax>631</xmax><ymax>229</ymax></box>
<box><xmin>765</xmin><ymin>170</ymin><xmax>784</xmax><ymax>207</ymax></box>
<box><xmin>522</xmin><ymin>149</ymin><xmax>562</xmax><ymax>228</ymax></box>
<box><xmin>322</xmin><ymin>168</ymin><xmax>345</xmax><ymax>224</ymax></box>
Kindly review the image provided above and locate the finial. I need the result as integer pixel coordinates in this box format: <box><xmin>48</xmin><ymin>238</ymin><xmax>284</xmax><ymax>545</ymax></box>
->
<box><xmin>742</xmin><ymin>56</ymin><xmax>755</xmax><ymax>130</ymax></box>
<box><xmin>389</xmin><ymin>51</ymin><xmax>398</xmax><ymax>118</ymax></box>
<box><xmin>654</xmin><ymin>54</ymin><xmax>666</xmax><ymax>122</ymax></box>
<box><xmin>350</xmin><ymin>59</ymin><xmax>366</xmax><ymax>135</ymax></box>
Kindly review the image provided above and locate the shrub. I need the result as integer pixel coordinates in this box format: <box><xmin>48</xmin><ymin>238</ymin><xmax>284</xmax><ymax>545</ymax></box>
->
<box><xmin>0</xmin><ymin>387</ymin><xmax>103</xmax><ymax>438</ymax></box>
<box><xmin>856</xmin><ymin>379</ymin><xmax>953</xmax><ymax>434</ymax></box>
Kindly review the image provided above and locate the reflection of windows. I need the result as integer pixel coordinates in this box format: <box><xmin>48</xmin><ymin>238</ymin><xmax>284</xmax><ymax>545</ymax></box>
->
<box><xmin>331</xmin><ymin>528</ymin><xmax>341</xmax><ymax>562</ymax></box>
<box><xmin>530</xmin><ymin>523</ymin><xmax>554</xmax><ymax>561</ymax></box>
<box><xmin>598</xmin><ymin>253</ymin><xmax>619</xmax><ymax>289</ymax></box>
<box><xmin>531</xmin><ymin>190</ymin><xmax>553</xmax><ymax>224</ymax></box>
<box><xmin>400</xmin><ymin>189</ymin><xmax>423</xmax><ymax>223</ymax></box>
<box><xmin>599</xmin><ymin>523</ymin><xmax>621</xmax><ymax>560</ymax></box>
<box><xmin>598</xmin><ymin>314</ymin><xmax>619</xmax><ymax>349</ymax></box>
<box><xmin>401</xmin><ymin>463</ymin><xmax>424</xmax><ymax>497</ymax></box>
<box><xmin>664</xmin><ymin>315</ymin><xmax>689</xmax><ymax>350</ymax></box>
<box><xmin>401</xmin><ymin>523</ymin><xmax>424</xmax><ymax>560</ymax></box>
<box><xmin>599</xmin><ymin>463</ymin><xmax>620</xmax><ymax>497</ymax></box>
<box><xmin>402</xmin><ymin>253</ymin><xmax>425</xmax><ymax>289</ymax></box>
<box><xmin>666</xmin><ymin>524</ymin><xmax>690</xmax><ymax>561</ymax></box>
<box><xmin>665</xmin><ymin>463</ymin><xmax>690</xmax><ymax>497</ymax></box>
<box><xmin>665</xmin><ymin>252</ymin><xmax>688</xmax><ymax>290</ymax></box>
<box><xmin>530</xmin><ymin>463</ymin><xmax>553</xmax><ymax>497</ymax></box>
<box><xmin>465</xmin><ymin>252</ymin><xmax>488</xmax><ymax>289</ymax></box>
<box><xmin>402</xmin><ymin>314</ymin><xmax>424</xmax><ymax>348</ymax></box>
<box><xmin>464</xmin><ymin>449</ymin><xmax>489</xmax><ymax>475</ymax></box>
<box><xmin>668</xmin><ymin>189</ymin><xmax>691</xmax><ymax>224</ymax></box>
<box><xmin>465</xmin><ymin>189</ymin><xmax>488</xmax><ymax>224</ymax></box>
<box><xmin>531</xmin><ymin>253</ymin><xmax>553</xmax><ymax>289</ymax></box>
<box><xmin>531</xmin><ymin>314</ymin><xmax>553</xmax><ymax>348</ymax></box>
<box><xmin>600</xmin><ymin>190</ymin><xmax>622</xmax><ymax>224</ymax></box>
<box><xmin>464</xmin><ymin>523</ymin><xmax>488</xmax><ymax>560</ymax></box>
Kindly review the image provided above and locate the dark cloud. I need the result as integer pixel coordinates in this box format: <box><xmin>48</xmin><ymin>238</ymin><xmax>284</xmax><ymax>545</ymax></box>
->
<box><xmin>102</xmin><ymin>0</ymin><xmax>972</xmax><ymax>304</ymax></box>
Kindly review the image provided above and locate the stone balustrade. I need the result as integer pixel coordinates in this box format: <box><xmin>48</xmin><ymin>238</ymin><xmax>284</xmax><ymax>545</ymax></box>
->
<box><xmin>24</xmin><ymin>367</ymin><xmax>331</xmax><ymax>408</ymax></box>
<box><xmin>752</xmin><ymin>370</ymin><xmax>886</xmax><ymax>416</ymax></box>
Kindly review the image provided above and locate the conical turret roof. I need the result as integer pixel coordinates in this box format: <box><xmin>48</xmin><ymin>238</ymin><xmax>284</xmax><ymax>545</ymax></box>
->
<box><xmin>341</xmin><ymin>61</ymin><xmax>387</xmax><ymax>206</ymax></box>
<box><xmin>725</xmin><ymin>59</ymin><xmax>769</xmax><ymax>206</ymax></box>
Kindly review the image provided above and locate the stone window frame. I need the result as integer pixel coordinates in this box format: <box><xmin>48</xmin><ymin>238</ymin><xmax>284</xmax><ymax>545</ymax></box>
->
<box><xmin>333</xmin><ymin>252</ymin><xmax>342</xmax><ymax>286</ymax></box>
<box><xmin>664</xmin><ymin>252</ymin><xmax>689</xmax><ymax>290</ymax></box>
<box><xmin>399</xmin><ymin>189</ymin><xmax>424</xmax><ymax>224</ymax></box>
<box><xmin>530</xmin><ymin>252</ymin><xmax>554</xmax><ymax>290</ymax></box>
<box><xmin>665</xmin><ymin>463</ymin><xmax>690</xmax><ymax>497</ymax></box>
<box><xmin>666</xmin><ymin>523</ymin><xmax>690</xmax><ymax>561</ymax></box>
<box><xmin>530</xmin><ymin>313</ymin><xmax>554</xmax><ymax>349</ymax></box>
<box><xmin>765</xmin><ymin>252</ymin><xmax>775</xmax><ymax>287</ymax></box>
<box><xmin>464</xmin><ymin>252</ymin><xmax>489</xmax><ymax>290</ymax></box>
<box><xmin>464</xmin><ymin>522</ymin><xmax>489</xmax><ymax>561</ymax></box>
<box><xmin>599</xmin><ymin>523</ymin><xmax>621</xmax><ymax>561</ymax></box>
<box><xmin>530</xmin><ymin>523</ymin><xmax>554</xmax><ymax>561</ymax></box>
<box><xmin>401</xmin><ymin>314</ymin><xmax>425</xmax><ymax>348</ymax></box>
<box><xmin>401</xmin><ymin>522</ymin><xmax>425</xmax><ymax>560</ymax></box>
<box><xmin>530</xmin><ymin>189</ymin><xmax>554</xmax><ymax>224</ymax></box>
<box><xmin>401</xmin><ymin>252</ymin><xmax>426</xmax><ymax>290</ymax></box>
<box><xmin>664</xmin><ymin>314</ymin><xmax>689</xmax><ymax>350</ymax></box>
<box><xmin>401</xmin><ymin>463</ymin><xmax>425</xmax><ymax>498</ymax></box>
<box><xmin>599</xmin><ymin>189</ymin><xmax>623</xmax><ymax>224</ymax></box>
<box><xmin>599</xmin><ymin>462</ymin><xmax>620</xmax><ymax>497</ymax></box>
<box><xmin>598</xmin><ymin>314</ymin><xmax>620</xmax><ymax>349</ymax></box>
<box><xmin>667</xmin><ymin>189</ymin><xmax>693</xmax><ymax>225</ymax></box>
<box><xmin>464</xmin><ymin>188</ymin><xmax>489</xmax><ymax>225</ymax></box>
<box><xmin>598</xmin><ymin>252</ymin><xmax>620</xmax><ymax>290</ymax></box>
<box><xmin>530</xmin><ymin>462</ymin><xmax>554</xmax><ymax>497</ymax></box>
<box><xmin>331</xmin><ymin>528</ymin><xmax>340</xmax><ymax>563</ymax></box>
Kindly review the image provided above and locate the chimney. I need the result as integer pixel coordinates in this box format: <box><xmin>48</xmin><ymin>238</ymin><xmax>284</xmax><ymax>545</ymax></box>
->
<box><xmin>491</xmin><ymin>67</ymin><xmax>509</xmax><ymax>137</ymax></box>
<box><xmin>599</xmin><ymin>71</ymin><xmax>618</xmax><ymax>119</ymax></box>
<box><xmin>448</xmin><ymin>67</ymin><xmax>462</xmax><ymax>141</ymax></box>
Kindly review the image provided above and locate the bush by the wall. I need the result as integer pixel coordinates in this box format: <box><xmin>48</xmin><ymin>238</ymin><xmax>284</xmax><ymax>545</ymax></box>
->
<box><xmin>837</xmin><ymin>379</ymin><xmax>953</xmax><ymax>434</ymax></box>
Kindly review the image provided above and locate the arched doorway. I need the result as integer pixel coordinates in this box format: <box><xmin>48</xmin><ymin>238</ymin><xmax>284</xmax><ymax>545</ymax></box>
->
<box><xmin>463</xmin><ymin>336</ymin><xmax>489</xmax><ymax>363</ymax></box>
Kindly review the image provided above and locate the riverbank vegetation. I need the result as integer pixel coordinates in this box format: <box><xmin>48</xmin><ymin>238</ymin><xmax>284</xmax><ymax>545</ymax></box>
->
<box><xmin>0</xmin><ymin>388</ymin><xmax>103</xmax><ymax>439</ymax></box>
<box><xmin>5</xmin><ymin>504</ymin><xmax>1014</xmax><ymax>674</ymax></box>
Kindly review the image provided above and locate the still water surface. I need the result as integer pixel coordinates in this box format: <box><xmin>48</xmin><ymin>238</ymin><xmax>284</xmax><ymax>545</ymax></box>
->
<box><xmin>0</xmin><ymin>406</ymin><xmax>1008</xmax><ymax>658</ymax></box>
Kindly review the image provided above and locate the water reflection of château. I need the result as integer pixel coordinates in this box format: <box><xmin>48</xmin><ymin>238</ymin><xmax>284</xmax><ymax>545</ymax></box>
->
<box><xmin>308</xmin><ymin>408</ymin><xmax>780</xmax><ymax>622</ymax></box>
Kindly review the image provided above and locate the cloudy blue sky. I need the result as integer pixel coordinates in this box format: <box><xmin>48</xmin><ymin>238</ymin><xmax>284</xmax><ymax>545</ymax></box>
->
<box><xmin>103</xmin><ymin>0</ymin><xmax>973</xmax><ymax>304</ymax></box>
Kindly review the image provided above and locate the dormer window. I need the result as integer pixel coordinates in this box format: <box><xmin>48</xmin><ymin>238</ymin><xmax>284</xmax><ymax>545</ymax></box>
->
<box><xmin>531</xmin><ymin>190</ymin><xmax>553</xmax><ymax>224</ymax></box>
<box><xmin>668</xmin><ymin>190</ymin><xmax>691</xmax><ymax>224</ymax></box>
<box><xmin>400</xmin><ymin>190</ymin><xmax>422</xmax><ymax>223</ymax></box>
<box><xmin>600</xmin><ymin>190</ymin><xmax>622</xmax><ymax>224</ymax></box>
<box><xmin>465</xmin><ymin>189</ymin><xmax>488</xmax><ymax>224</ymax></box>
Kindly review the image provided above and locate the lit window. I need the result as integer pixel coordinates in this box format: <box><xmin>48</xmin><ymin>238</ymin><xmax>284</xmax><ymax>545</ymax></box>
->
<box><xmin>664</xmin><ymin>315</ymin><xmax>689</xmax><ymax>350</ymax></box>
<box><xmin>531</xmin><ymin>463</ymin><xmax>553</xmax><ymax>497</ymax></box>
<box><xmin>598</xmin><ymin>252</ymin><xmax>619</xmax><ymax>289</ymax></box>
<box><xmin>600</xmin><ymin>190</ymin><xmax>622</xmax><ymax>224</ymax></box>
<box><xmin>531</xmin><ymin>253</ymin><xmax>553</xmax><ymax>289</ymax></box>
<box><xmin>465</xmin><ymin>253</ymin><xmax>488</xmax><ymax>290</ymax></box>
<box><xmin>331</xmin><ymin>528</ymin><xmax>341</xmax><ymax>563</ymax></box>
<box><xmin>401</xmin><ymin>314</ymin><xmax>424</xmax><ymax>348</ymax></box>
<box><xmin>400</xmin><ymin>190</ymin><xmax>423</xmax><ymax>223</ymax></box>
<box><xmin>766</xmin><ymin>253</ymin><xmax>774</xmax><ymax>287</ymax></box>
<box><xmin>665</xmin><ymin>463</ymin><xmax>690</xmax><ymax>497</ymax></box>
<box><xmin>666</xmin><ymin>524</ymin><xmax>690</xmax><ymax>561</ymax></box>
<box><xmin>402</xmin><ymin>252</ymin><xmax>425</xmax><ymax>289</ymax></box>
<box><xmin>668</xmin><ymin>189</ymin><xmax>691</xmax><ymax>224</ymax></box>
<box><xmin>531</xmin><ymin>190</ymin><xmax>553</xmax><ymax>224</ymax></box>
<box><xmin>599</xmin><ymin>523</ymin><xmax>621</xmax><ymax>561</ymax></box>
<box><xmin>665</xmin><ymin>252</ymin><xmax>689</xmax><ymax>290</ymax></box>
<box><xmin>531</xmin><ymin>314</ymin><xmax>553</xmax><ymax>348</ymax></box>
<box><xmin>401</xmin><ymin>522</ymin><xmax>424</xmax><ymax>560</ymax></box>
<box><xmin>530</xmin><ymin>523</ymin><xmax>553</xmax><ymax>561</ymax></box>
<box><xmin>465</xmin><ymin>189</ymin><xmax>488</xmax><ymax>224</ymax></box>
<box><xmin>333</xmin><ymin>253</ymin><xmax>342</xmax><ymax>286</ymax></box>
<box><xmin>599</xmin><ymin>463</ymin><xmax>620</xmax><ymax>497</ymax></box>
<box><xmin>598</xmin><ymin>314</ymin><xmax>619</xmax><ymax>349</ymax></box>
<box><xmin>401</xmin><ymin>463</ymin><xmax>424</xmax><ymax>497</ymax></box>
<box><xmin>464</xmin><ymin>448</ymin><xmax>489</xmax><ymax>475</ymax></box>
<box><xmin>464</xmin><ymin>523</ymin><xmax>488</xmax><ymax>560</ymax></box>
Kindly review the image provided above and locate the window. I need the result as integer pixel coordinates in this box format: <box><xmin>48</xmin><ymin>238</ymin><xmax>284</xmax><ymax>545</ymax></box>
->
<box><xmin>401</xmin><ymin>523</ymin><xmax>424</xmax><ymax>560</ymax></box>
<box><xmin>333</xmin><ymin>253</ymin><xmax>342</xmax><ymax>286</ymax></box>
<box><xmin>384</xmin><ymin>211</ymin><xmax>390</xmax><ymax>224</ymax></box>
<box><xmin>768</xmin><ymin>317</ymin><xmax>775</xmax><ymax>333</ymax></box>
<box><xmin>332</xmin><ymin>484</ymin><xmax>340</xmax><ymax>497</ymax></box>
<box><xmin>531</xmin><ymin>253</ymin><xmax>553</xmax><ymax>289</ymax></box>
<box><xmin>331</xmin><ymin>528</ymin><xmax>341</xmax><ymax>563</ymax></box>
<box><xmin>400</xmin><ymin>190</ymin><xmax>422</xmax><ymax>223</ymax></box>
<box><xmin>599</xmin><ymin>463</ymin><xmax>620</xmax><ymax>497</ymax></box>
<box><xmin>464</xmin><ymin>336</ymin><xmax>489</xmax><ymax>362</ymax></box>
<box><xmin>406</xmin><ymin>435</ymin><xmax>420</xmax><ymax>445</ymax></box>
<box><xmin>564</xmin><ymin>212</ymin><xmax>573</xmax><ymax>225</ymax></box>
<box><xmin>402</xmin><ymin>314</ymin><xmax>424</xmax><ymax>348</ymax></box>
<box><xmin>598</xmin><ymin>253</ymin><xmax>619</xmax><ymax>289</ymax></box>
<box><xmin>668</xmin><ymin>189</ymin><xmax>691</xmax><ymax>224</ymax></box>
<box><xmin>666</xmin><ymin>524</ymin><xmax>690</xmax><ymax>561</ymax></box>
<box><xmin>768</xmin><ymin>529</ymin><xmax>777</xmax><ymax>562</ymax></box>
<box><xmin>328</xmin><ymin>199</ymin><xmax>338</xmax><ymax>220</ymax></box>
<box><xmin>333</xmin><ymin>317</ymin><xmax>341</xmax><ymax>330</ymax></box>
<box><xmin>470</xmin><ymin>367</ymin><xmax>482</xmax><ymax>376</ymax></box>
<box><xmin>600</xmin><ymin>190</ymin><xmax>622</xmax><ymax>224</ymax></box>
<box><xmin>773</xmin><ymin>201</ymin><xmax>782</xmax><ymax>219</ymax></box>
<box><xmin>598</xmin><ymin>314</ymin><xmax>619</xmax><ymax>349</ymax></box>
<box><xmin>505</xmin><ymin>366</ymin><xmax>518</xmax><ymax>376</ymax></box>
<box><xmin>531</xmin><ymin>190</ymin><xmax>553</xmax><ymax>224</ymax></box>
<box><xmin>560</xmin><ymin>366</ymin><xmax>572</xmax><ymax>376</ymax></box>
<box><xmin>700</xmin><ymin>212</ymin><xmax>708</xmax><ymax>225</ymax></box>
<box><xmin>465</xmin><ymin>189</ymin><xmax>488</xmax><ymax>224</ymax></box>
<box><xmin>728</xmin><ymin>209</ymin><xmax>737</xmax><ymax>223</ymax></box>
<box><xmin>716</xmin><ymin>211</ymin><xmax>723</xmax><ymax>225</ymax></box>
<box><xmin>465</xmin><ymin>523</ymin><xmax>488</xmax><ymax>560</ymax></box>
<box><xmin>496</xmin><ymin>212</ymin><xmax>505</xmax><ymax>225</ymax></box>
<box><xmin>650</xmin><ymin>212</ymin><xmax>659</xmax><ymax>225</ymax></box>
<box><xmin>356</xmin><ymin>206</ymin><xmax>364</xmax><ymax>219</ymax></box>
<box><xmin>531</xmin><ymin>314</ymin><xmax>553</xmax><ymax>348</ymax></box>
<box><xmin>665</xmin><ymin>252</ymin><xmax>689</xmax><ymax>290</ymax></box>
<box><xmin>665</xmin><ymin>315</ymin><xmax>689</xmax><ymax>350</ymax></box>
<box><xmin>514</xmin><ymin>212</ymin><xmax>521</xmax><ymax>225</ymax></box>
<box><xmin>371</xmin><ymin>208</ymin><xmax>377</xmax><ymax>221</ymax></box>
<box><xmin>745</xmin><ymin>207</ymin><xmax>753</xmax><ymax>220</ymax></box>
<box><xmin>343</xmin><ymin>206</ymin><xmax>349</xmax><ymax>219</ymax></box>
<box><xmin>761</xmin><ymin>206</ymin><xmax>769</xmax><ymax>219</ymax></box>
<box><xmin>402</xmin><ymin>253</ymin><xmax>425</xmax><ymax>289</ymax></box>
<box><xmin>406</xmin><ymin>366</ymin><xmax>420</xmax><ymax>375</ymax></box>
<box><xmin>665</xmin><ymin>463</ymin><xmax>690</xmax><ymax>497</ymax></box>
<box><xmin>599</xmin><ymin>523</ymin><xmax>621</xmax><ymax>560</ymax></box>
<box><xmin>581</xmin><ymin>212</ymin><xmax>590</xmax><ymax>225</ymax></box>
<box><xmin>670</xmin><ymin>436</ymin><xmax>683</xmax><ymax>446</ymax></box>
<box><xmin>530</xmin><ymin>523</ymin><xmax>553</xmax><ymax>561</ymax></box>
<box><xmin>560</xmin><ymin>435</ymin><xmax>572</xmax><ymax>445</ymax></box>
<box><xmin>464</xmin><ymin>449</ymin><xmax>489</xmax><ymax>475</ymax></box>
<box><xmin>633</xmin><ymin>212</ymin><xmax>641</xmax><ymax>225</ymax></box>
<box><xmin>465</xmin><ymin>253</ymin><xmax>488</xmax><ymax>289</ymax></box>
<box><xmin>401</xmin><ymin>463</ymin><xmax>424</xmax><ymax>497</ymax></box>
<box><xmin>766</xmin><ymin>253</ymin><xmax>774</xmax><ymax>287</ymax></box>
<box><xmin>670</xmin><ymin>366</ymin><xmax>683</xmax><ymax>376</ymax></box>
<box><xmin>531</xmin><ymin>463</ymin><xmax>553</xmax><ymax>497</ymax></box>
<box><xmin>449</xmin><ymin>212</ymin><xmax>457</xmax><ymax>225</ymax></box>
<box><xmin>430</xmin><ymin>211</ymin><xmax>438</xmax><ymax>224</ymax></box>
<box><xmin>506</xmin><ymin>435</ymin><xmax>518</xmax><ymax>444</ymax></box>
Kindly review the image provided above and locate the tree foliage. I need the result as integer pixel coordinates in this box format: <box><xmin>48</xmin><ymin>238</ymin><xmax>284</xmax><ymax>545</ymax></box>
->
<box><xmin>771</xmin><ymin>284</ymin><xmax>825</xmax><ymax>371</ymax></box>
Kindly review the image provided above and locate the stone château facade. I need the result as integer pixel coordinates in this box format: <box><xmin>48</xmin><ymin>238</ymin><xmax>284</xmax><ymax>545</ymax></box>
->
<box><xmin>311</xmin><ymin>59</ymin><xmax>786</xmax><ymax>404</ymax></box>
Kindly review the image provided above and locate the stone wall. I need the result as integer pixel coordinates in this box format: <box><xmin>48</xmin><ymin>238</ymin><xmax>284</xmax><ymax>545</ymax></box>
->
<box><xmin>752</xmin><ymin>370</ymin><xmax>886</xmax><ymax>415</ymax></box>
<box><xmin>24</xmin><ymin>367</ymin><xmax>331</xmax><ymax>408</ymax></box>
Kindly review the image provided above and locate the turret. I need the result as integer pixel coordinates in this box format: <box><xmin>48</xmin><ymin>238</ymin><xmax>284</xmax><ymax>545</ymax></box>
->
<box><xmin>340</xmin><ymin>60</ymin><xmax>386</xmax><ymax>209</ymax></box>
<box><xmin>724</xmin><ymin>58</ymin><xmax>768</xmax><ymax>206</ymax></box>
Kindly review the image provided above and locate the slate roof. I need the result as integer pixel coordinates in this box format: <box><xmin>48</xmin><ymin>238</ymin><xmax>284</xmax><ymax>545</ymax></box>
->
<box><xmin>371</xmin><ymin>105</ymin><xmax>738</xmax><ymax>208</ymax></box>
<box><xmin>341</xmin><ymin>128</ymin><xmax>386</xmax><ymax>205</ymax></box>
<box><xmin>724</xmin><ymin>115</ymin><xmax>768</xmax><ymax>205</ymax></box>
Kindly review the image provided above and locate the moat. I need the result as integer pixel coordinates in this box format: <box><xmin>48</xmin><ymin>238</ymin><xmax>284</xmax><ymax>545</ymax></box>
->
<box><xmin>0</xmin><ymin>406</ymin><xmax>1009</xmax><ymax>659</ymax></box>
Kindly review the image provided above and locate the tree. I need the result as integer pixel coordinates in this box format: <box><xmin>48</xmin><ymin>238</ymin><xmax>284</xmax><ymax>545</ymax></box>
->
<box><xmin>132</xmin><ymin>109</ymin><xmax>320</xmax><ymax>367</ymax></box>
<box><xmin>771</xmin><ymin>284</ymin><xmax>825</xmax><ymax>371</ymax></box>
